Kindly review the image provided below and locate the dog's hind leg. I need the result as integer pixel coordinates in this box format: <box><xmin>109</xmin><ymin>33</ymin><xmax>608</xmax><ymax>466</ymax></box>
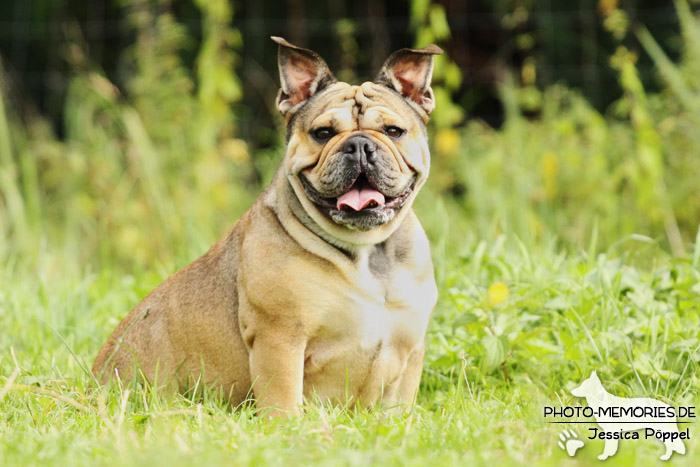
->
<box><xmin>598</xmin><ymin>437</ymin><xmax>619</xmax><ymax>460</ymax></box>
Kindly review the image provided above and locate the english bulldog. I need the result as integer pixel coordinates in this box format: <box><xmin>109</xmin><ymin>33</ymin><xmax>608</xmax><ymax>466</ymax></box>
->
<box><xmin>93</xmin><ymin>37</ymin><xmax>441</xmax><ymax>417</ymax></box>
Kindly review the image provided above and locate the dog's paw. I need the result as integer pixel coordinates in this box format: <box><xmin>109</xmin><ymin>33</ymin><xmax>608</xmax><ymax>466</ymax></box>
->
<box><xmin>557</xmin><ymin>429</ymin><xmax>584</xmax><ymax>457</ymax></box>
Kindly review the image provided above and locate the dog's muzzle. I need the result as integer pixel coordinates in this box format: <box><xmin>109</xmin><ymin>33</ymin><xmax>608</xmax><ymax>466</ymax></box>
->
<box><xmin>299</xmin><ymin>135</ymin><xmax>416</xmax><ymax>231</ymax></box>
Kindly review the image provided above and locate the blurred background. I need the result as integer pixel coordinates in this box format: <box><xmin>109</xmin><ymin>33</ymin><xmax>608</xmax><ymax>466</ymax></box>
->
<box><xmin>0</xmin><ymin>0</ymin><xmax>699</xmax><ymax>273</ymax></box>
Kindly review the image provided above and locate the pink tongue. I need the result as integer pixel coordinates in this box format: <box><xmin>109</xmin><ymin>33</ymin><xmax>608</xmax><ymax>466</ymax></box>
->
<box><xmin>337</xmin><ymin>185</ymin><xmax>386</xmax><ymax>211</ymax></box>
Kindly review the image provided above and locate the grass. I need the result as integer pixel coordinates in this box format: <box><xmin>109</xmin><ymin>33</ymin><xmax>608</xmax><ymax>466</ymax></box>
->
<box><xmin>2</xmin><ymin>2</ymin><xmax>700</xmax><ymax>465</ymax></box>
<box><xmin>1</xmin><ymin>223</ymin><xmax>699</xmax><ymax>465</ymax></box>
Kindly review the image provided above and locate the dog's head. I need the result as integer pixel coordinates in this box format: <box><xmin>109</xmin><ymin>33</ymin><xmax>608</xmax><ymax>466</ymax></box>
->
<box><xmin>571</xmin><ymin>370</ymin><xmax>602</xmax><ymax>398</ymax></box>
<box><xmin>272</xmin><ymin>36</ymin><xmax>442</xmax><ymax>246</ymax></box>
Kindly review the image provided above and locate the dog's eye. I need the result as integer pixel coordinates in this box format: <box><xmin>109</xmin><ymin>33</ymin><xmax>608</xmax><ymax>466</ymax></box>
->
<box><xmin>384</xmin><ymin>126</ymin><xmax>405</xmax><ymax>139</ymax></box>
<box><xmin>311</xmin><ymin>127</ymin><xmax>335</xmax><ymax>143</ymax></box>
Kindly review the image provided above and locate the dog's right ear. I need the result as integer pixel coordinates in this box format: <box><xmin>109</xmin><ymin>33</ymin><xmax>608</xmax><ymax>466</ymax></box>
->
<box><xmin>272</xmin><ymin>36</ymin><xmax>335</xmax><ymax>118</ymax></box>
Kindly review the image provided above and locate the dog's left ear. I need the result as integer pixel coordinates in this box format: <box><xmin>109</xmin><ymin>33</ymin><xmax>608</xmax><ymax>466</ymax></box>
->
<box><xmin>375</xmin><ymin>44</ymin><xmax>443</xmax><ymax>117</ymax></box>
<box><xmin>272</xmin><ymin>36</ymin><xmax>336</xmax><ymax>117</ymax></box>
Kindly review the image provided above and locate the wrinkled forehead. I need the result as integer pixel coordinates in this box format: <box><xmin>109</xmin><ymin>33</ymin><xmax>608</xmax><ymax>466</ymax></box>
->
<box><xmin>294</xmin><ymin>82</ymin><xmax>420</xmax><ymax>132</ymax></box>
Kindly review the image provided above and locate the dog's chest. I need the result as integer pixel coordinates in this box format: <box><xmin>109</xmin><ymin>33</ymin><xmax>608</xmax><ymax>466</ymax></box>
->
<box><xmin>302</xmin><ymin>248</ymin><xmax>433</xmax><ymax>404</ymax></box>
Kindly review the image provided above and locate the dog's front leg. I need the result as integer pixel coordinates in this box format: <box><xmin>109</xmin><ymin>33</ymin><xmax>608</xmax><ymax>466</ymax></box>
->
<box><xmin>394</xmin><ymin>343</ymin><xmax>426</xmax><ymax>410</ymax></box>
<box><xmin>247</xmin><ymin>329</ymin><xmax>305</xmax><ymax>417</ymax></box>
<box><xmin>239</xmin><ymin>296</ymin><xmax>306</xmax><ymax>418</ymax></box>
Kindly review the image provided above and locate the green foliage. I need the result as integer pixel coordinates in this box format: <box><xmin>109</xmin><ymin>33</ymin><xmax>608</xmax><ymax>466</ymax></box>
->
<box><xmin>411</xmin><ymin>1</ymin><xmax>464</xmax><ymax>129</ymax></box>
<box><xmin>0</xmin><ymin>0</ymin><xmax>252</xmax><ymax>269</ymax></box>
<box><xmin>425</xmin><ymin>0</ymin><xmax>700</xmax><ymax>255</ymax></box>
<box><xmin>423</xmin><ymin>235</ymin><xmax>700</xmax><ymax>396</ymax></box>
<box><xmin>1</xmin><ymin>1</ymin><xmax>700</xmax><ymax>464</ymax></box>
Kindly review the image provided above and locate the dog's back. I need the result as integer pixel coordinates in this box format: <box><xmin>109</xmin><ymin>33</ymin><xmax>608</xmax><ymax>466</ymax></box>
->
<box><xmin>92</xmin><ymin>213</ymin><xmax>251</xmax><ymax>401</ymax></box>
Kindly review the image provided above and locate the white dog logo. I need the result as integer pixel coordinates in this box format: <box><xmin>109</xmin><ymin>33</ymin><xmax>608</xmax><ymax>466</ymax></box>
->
<box><xmin>571</xmin><ymin>371</ymin><xmax>686</xmax><ymax>461</ymax></box>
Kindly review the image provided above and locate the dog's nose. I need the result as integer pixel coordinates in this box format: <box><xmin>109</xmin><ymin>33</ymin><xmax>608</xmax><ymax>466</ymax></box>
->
<box><xmin>343</xmin><ymin>135</ymin><xmax>377</xmax><ymax>166</ymax></box>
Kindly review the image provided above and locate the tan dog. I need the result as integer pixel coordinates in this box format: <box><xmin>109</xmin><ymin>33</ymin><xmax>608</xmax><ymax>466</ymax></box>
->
<box><xmin>93</xmin><ymin>37</ymin><xmax>440</xmax><ymax>417</ymax></box>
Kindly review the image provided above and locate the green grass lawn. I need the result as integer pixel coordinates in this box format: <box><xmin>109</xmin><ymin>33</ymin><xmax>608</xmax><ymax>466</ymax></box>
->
<box><xmin>1</xmin><ymin>222</ymin><xmax>698</xmax><ymax>466</ymax></box>
<box><xmin>2</xmin><ymin>3</ymin><xmax>700</xmax><ymax>463</ymax></box>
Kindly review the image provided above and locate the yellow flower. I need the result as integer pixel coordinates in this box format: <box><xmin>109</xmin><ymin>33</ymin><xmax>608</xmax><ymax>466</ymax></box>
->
<box><xmin>434</xmin><ymin>128</ymin><xmax>460</xmax><ymax>157</ymax></box>
<box><xmin>488</xmin><ymin>282</ymin><xmax>509</xmax><ymax>306</ymax></box>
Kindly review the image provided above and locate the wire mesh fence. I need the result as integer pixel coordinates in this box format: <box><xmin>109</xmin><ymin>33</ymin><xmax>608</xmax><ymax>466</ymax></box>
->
<box><xmin>0</xmin><ymin>0</ymin><xmax>687</xmax><ymax>132</ymax></box>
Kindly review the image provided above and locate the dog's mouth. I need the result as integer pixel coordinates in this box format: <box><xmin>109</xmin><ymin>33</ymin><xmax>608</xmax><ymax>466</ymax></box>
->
<box><xmin>298</xmin><ymin>173</ymin><xmax>416</xmax><ymax>230</ymax></box>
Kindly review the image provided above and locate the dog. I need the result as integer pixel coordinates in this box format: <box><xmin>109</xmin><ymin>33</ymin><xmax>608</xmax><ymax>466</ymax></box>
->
<box><xmin>571</xmin><ymin>371</ymin><xmax>686</xmax><ymax>460</ymax></box>
<box><xmin>92</xmin><ymin>37</ymin><xmax>441</xmax><ymax>417</ymax></box>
